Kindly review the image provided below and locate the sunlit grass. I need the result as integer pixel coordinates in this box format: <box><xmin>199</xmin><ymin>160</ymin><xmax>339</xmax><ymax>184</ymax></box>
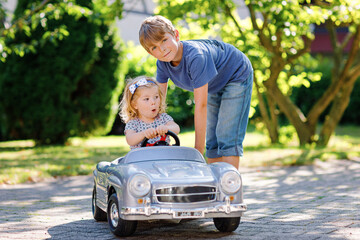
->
<box><xmin>0</xmin><ymin>137</ymin><xmax>129</xmax><ymax>184</ymax></box>
<box><xmin>0</xmin><ymin>125</ymin><xmax>359</xmax><ymax>184</ymax></box>
<box><xmin>241</xmin><ymin>125</ymin><xmax>360</xmax><ymax>167</ymax></box>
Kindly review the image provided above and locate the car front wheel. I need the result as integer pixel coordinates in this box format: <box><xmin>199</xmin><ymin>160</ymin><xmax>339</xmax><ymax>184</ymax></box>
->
<box><xmin>213</xmin><ymin>217</ymin><xmax>240</xmax><ymax>232</ymax></box>
<box><xmin>92</xmin><ymin>186</ymin><xmax>107</xmax><ymax>221</ymax></box>
<box><xmin>107</xmin><ymin>193</ymin><xmax>137</xmax><ymax>237</ymax></box>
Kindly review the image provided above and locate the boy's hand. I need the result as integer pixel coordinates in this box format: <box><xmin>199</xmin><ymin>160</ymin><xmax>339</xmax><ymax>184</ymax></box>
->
<box><xmin>156</xmin><ymin>125</ymin><xmax>169</xmax><ymax>136</ymax></box>
<box><xmin>143</xmin><ymin>128</ymin><xmax>158</xmax><ymax>139</ymax></box>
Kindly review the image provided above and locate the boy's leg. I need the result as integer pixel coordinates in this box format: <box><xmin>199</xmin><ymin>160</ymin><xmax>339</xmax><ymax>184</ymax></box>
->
<box><xmin>207</xmin><ymin>156</ymin><xmax>240</xmax><ymax>169</ymax></box>
<box><xmin>205</xmin><ymin>92</ymin><xmax>222</xmax><ymax>159</ymax></box>
<box><xmin>207</xmin><ymin>73</ymin><xmax>253</xmax><ymax>168</ymax></box>
<box><xmin>222</xmin><ymin>156</ymin><xmax>240</xmax><ymax>169</ymax></box>
<box><xmin>206</xmin><ymin>157</ymin><xmax>222</xmax><ymax>164</ymax></box>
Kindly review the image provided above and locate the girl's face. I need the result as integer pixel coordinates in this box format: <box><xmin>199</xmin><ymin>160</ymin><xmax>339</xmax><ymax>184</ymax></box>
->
<box><xmin>147</xmin><ymin>31</ymin><xmax>182</xmax><ymax>64</ymax></box>
<box><xmin>132</xmin><ymin>86</ymin><xmax>161</xmax><ymax>123</ymax></box>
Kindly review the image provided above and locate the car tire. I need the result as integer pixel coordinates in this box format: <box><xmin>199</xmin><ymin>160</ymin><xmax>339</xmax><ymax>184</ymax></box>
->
<box><xmin>213</xmin><ymin>217</ymin><xmax>240</xmax><ymax>232</ymax></box>
<box><xmin>92</xmin><ymin>186</ymin><xmax>107</xmax><ymax>221</ymax></box>
<box><xmin>107</xmin><ymin>193</ymin><xmax>137</xmax><ymax>237</ymax></box>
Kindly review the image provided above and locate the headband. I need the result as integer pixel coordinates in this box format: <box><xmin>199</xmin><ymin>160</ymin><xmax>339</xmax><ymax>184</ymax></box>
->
<box><xmin>129</xmin><ymin>78</ymin><xmax>155</xmax><ymax>94</ymax></box>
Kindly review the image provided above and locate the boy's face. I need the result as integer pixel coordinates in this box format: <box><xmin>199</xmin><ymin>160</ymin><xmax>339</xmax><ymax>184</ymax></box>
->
<box><xmin>147</xmin><ymin>31</ymin><xmax>182</xmax><ymax>64</ymax></box>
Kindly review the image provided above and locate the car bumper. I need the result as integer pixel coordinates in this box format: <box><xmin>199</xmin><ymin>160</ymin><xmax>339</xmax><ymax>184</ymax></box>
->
<box><xmin>120</xmin><ymin>197</ymin><xmax>247</xmax><ymax>220</ymax></box>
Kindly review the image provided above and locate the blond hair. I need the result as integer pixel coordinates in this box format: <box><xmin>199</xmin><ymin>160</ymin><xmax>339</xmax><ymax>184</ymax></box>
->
<box><xmin>139</xmin><ymin>15</ymin><xmax>176</xmax><ymax>52</ymax></box>
<box><xmin>119</xmin><ymin>76</ymin><xmax>166</xmax><ymax>123</ymax></box>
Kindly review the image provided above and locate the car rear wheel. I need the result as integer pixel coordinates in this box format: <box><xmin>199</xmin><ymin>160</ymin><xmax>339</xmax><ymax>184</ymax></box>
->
<box><xmin>92</xmin><ymin>186</ymin><xmax>107</xmax><ymax>221</ymax></box>
<box><xmin>107</xmin><ymin>193</ymin><xmax>137</xmax><ymax>237</ymax></box>
<box><xmin>213</xmin><ymin>217</ymin><xmax>240</xmax><ymax>232</ymax></box>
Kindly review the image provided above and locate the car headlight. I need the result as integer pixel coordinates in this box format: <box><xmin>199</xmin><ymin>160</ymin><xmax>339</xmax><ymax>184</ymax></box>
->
<box><xmin>220</xmin><ymin>171</ymin><xmax>241</xmax><ymax>194</ymax></box>
<box><xmin>129</xmin><ymin>174</ymin><xmax>151</xmax><ymax>197</ymax></box>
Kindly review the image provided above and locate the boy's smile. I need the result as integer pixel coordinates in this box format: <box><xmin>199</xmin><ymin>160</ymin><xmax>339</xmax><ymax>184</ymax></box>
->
<box><xmin>148</xmin><ymin>32</ymin><xmax>183</xmax><ymax>66</ymax></box>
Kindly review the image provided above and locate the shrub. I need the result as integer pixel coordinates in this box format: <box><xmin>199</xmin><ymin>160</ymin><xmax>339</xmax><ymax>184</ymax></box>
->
<box><xmin>0</xmin><ymin>0</ymin><xmax>124</xmax><ymax>144</ymax></box>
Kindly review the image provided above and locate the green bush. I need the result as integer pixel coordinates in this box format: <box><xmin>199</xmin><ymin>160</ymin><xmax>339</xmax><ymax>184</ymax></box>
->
<box><xmin>342</xmin><ymin>79</ymin><xmax>360</xmax><ymax>124</ymax></box>
<box><xmin>0</xmin><ymin>0</ymin><xmax>124</xmax><ymax>144</ymax></box>
<box><xmin>291</xmin><ymin>56</ymin><xmax>332</xmax><ymax>122</ymax></box>
<box><xmin>166</xmin><ymin>82</ymin><xmax>194</xmax><ymax>127</ymax></box>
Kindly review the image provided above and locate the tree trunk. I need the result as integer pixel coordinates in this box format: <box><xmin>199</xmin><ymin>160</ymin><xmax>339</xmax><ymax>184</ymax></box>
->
<box><xmin>318</xmin><ymin>82</ymin><xmax>355</xmax><ymax>146</ymax></box>
<box><xmin>254</xmin><ymin>76</ymin><xmax>279</xmax><ymax>143</ymax></box>
<box><xmin>267</xmin><ymin>91</ymin><xmax>279</xmax><ymax>143</ymax></box>
<box><xmin>264</xmin><ymin>81</ymin><xmax>313</xmax><ymax>145</ymax></box>
<box><xmin>312</xmin><ymin>24</ymin><xmax>360</xmax><ymax>146</ymax></box>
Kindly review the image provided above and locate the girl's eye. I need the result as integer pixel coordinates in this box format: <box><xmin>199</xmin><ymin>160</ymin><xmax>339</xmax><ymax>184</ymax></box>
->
<box><xmin>163</xmin><ymin>38</ymin><xmax>167</xmax><ymax>42</ymax></box>
<box><xmin>144</xmin><ymin>97</ymin><xmax>149</xmax><ymax>101</ymax></box>
<box><xmin>155</xmin><ymin>95</ymin><xmax>159</xmax><ymax>99</ymax></box>
<box><xmin>151</xmin><ymin>46</ymin><xmax>157</xmax><ymax>51</ymax></box>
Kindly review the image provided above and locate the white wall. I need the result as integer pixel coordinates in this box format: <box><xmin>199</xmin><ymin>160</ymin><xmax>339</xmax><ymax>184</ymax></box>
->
<box><xmin>117</xmin><ymin>0</ymin><xmax>155</xmax><ymax>44</ymax></box>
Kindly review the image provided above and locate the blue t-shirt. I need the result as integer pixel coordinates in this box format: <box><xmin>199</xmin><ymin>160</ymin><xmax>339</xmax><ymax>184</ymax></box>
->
<box><xmin>156</xmin><ymin>39</ymin><xmax>252</xmax><ymax>94</ymax></box>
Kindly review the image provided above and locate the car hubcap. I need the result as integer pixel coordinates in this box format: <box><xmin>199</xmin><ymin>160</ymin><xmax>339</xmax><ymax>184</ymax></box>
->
<box><xmin>110</xmin><ymin>203</ymin><xmax>119</xmax><ymax>227</ymax></box>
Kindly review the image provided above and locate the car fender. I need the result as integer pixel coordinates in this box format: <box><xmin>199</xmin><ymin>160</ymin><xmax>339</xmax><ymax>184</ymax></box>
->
<box><xmin>107</xmin><ymin>174</ymin><xmax>124</xmax><ymax>207</ymax></box>
<box><xmin>209</xmin><ymin>162</ymin><xmax>240</xmax><ymax>179</ymax></box>
<box><xmin>209</xmin><ymin>162</ymin><xmax>244</xmax><ymax>202</ymax></box>
<box><xmin>108</xmin><ymin>174</ymin><xmax>122</xmax><ymax>189</ymax></box>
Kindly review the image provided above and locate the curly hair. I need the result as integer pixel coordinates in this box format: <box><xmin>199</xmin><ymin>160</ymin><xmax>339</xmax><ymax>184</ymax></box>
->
<box><xmin>119</xmin><ymin>76</ymin><xmax>167</xmax><ymax>123</ymax></box>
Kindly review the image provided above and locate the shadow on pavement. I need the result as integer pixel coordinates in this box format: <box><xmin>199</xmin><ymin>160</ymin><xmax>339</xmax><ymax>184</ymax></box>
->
<box><xmin>0</xmin><ymin>176</ymin><xmax>93</xmax><ymax>226</ymax></box>
<box><xmin>47</xmin><ymin>218</ymin><xmax>233</xmax><ymax>239</ymax></box>
<box><xmin>238</xmin><ymin>160</ymin><xmax>360</xmax><ymax>238</ymax></box>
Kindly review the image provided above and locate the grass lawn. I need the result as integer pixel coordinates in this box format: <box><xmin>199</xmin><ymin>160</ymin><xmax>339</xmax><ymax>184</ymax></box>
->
<box><xmin>0</xmin><ymin>125</ymin><xmax>359</xmax><ymax>184</ymax></box>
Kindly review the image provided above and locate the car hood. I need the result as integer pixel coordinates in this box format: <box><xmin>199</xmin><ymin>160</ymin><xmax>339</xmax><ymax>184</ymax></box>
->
<box><xmin>130</xmin><ymin>161</ymin><xmax>215</xmax><ymax>181</ymax></box>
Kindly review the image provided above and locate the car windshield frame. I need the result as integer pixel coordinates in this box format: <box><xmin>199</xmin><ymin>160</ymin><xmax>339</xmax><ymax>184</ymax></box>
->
<box><xmin>123</xmin><ymin>146</ymin><xmax>206</xmax><ymax>164</ymax></box>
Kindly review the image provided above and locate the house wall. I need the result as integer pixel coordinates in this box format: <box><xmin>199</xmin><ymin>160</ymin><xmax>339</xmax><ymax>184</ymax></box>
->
<box><xmin>2</xmin><ymin>0</ymin><xmax>155</xmax><ymax>45</ymax></box>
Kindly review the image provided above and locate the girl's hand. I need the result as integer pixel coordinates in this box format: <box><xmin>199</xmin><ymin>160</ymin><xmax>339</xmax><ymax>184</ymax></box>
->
<box><xmin>156</xmin><ymin>125</ymin><xmax>169</xmax><ymax>136</ymax></box>
<box><xmin>143</xmin><ymin>128</ymin><xmax>158</xmax><ymax>139</ymax></box>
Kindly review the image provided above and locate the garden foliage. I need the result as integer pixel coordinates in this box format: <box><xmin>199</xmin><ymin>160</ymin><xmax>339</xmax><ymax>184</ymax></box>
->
<box><xmin>0</xmin><ymin>0</ymin><xmax>124</xmax><ymax>144</ymax></box>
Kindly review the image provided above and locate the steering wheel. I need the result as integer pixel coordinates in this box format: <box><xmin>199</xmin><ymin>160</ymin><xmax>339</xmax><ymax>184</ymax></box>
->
<box><xmin>140</xmin><ymin>130</ymin><xmax>180</xmax><ymax>147</ymax></box>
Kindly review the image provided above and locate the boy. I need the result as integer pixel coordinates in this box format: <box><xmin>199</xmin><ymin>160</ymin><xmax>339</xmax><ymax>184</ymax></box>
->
<box><xmin>139</xmin><ymin>15</ymin><xmax>253</xmax><ymax>169</ymax></box>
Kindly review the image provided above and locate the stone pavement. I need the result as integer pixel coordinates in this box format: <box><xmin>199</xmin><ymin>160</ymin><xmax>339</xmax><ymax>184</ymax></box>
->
<box><xmin>0</xmin><ymin>159</ymin><xmax>359</xmax><ymax>240</ymax></box>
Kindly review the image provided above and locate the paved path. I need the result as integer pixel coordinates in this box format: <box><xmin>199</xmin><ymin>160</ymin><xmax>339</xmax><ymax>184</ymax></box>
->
<box><xmin>0</xmin><ymin>159</ymin><xmax>359</xmax><ymax>240</ymax></box>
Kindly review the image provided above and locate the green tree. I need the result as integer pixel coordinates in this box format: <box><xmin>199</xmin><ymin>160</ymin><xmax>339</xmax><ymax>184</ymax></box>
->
<box><xmin>307</xmin><ymin>1</ymin><xmax>360</xmax><ymax>145</ymax></box>
<box><xmin>0</xmin><ymin>0</ymin><xmax>124</xmax><ymax>144</ymax></box>
<box><xmin>155</xmin><ymin>0</ymin><xmax>360</xmax><ymax>147</ymax></box>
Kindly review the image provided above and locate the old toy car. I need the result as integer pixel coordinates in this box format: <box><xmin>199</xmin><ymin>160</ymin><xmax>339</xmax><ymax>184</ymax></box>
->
<box><xmin>92</xmin><ymin>131</ymin><xmax>247</xmax><ymax>237</ymax></box>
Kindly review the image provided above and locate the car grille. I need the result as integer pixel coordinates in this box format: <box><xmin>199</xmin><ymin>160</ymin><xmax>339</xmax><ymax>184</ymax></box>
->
<box><xmin>155</xmin><ymin>186</ymin><xmax>217</xmax><ymax>203</ymax></box>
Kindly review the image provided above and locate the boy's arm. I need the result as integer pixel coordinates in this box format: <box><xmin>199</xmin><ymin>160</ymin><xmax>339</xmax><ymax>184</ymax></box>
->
<box><xmin>159</xmin><ymin>82</ymin><xmax>168</xmax><ymax>98</ymax></box>
<box><xmin>193</xmin><ymin>84</ymin><xmax>208</xmax><ymax>155</ymax></box>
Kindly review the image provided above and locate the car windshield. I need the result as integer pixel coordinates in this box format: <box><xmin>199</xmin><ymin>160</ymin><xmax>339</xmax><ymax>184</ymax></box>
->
<box><xmin>123</xmin><ymin>146</ymin><xmax>206</xmax><ymax>164</ymax></box>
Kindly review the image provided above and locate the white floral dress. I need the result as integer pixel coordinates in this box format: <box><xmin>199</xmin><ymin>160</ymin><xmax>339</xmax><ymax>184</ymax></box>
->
<box><xmin>125</xmin><ymin>113</ymin><xmax>174</xmax><ymax>149</ymax></box>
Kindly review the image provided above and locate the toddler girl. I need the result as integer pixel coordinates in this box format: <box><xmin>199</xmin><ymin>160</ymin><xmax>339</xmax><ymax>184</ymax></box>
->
<box><xmin>120</xmin><ymin>76</ymin><xmax>180</xmax><ymax>149</ymax></box>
